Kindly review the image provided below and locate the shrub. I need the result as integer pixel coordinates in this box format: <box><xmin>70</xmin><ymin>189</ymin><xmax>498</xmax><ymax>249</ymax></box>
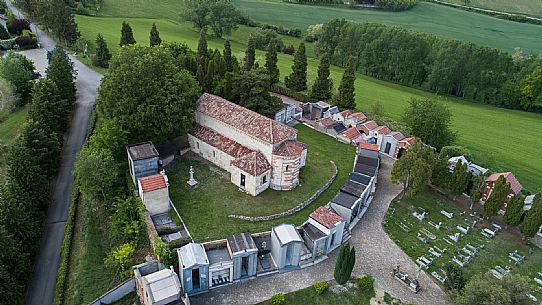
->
<box><xmin>7</xmin><ymin>19</ymin><xmax>30</xmax><ymax>35</ymax></box>
<box><xmin>271</xmin><ymin>293</ymin><xmax>285</xmax><ymax>305</ymax></box>
<box><xmin>313</xmin><ymin>281</ymin><xmax>329</xmax><ymax>295</ymax></box>
<box><xmin>359</xmin><ymin>275</ymin><xmax>374</xmax><ymax>290</ymax></box>
<box><xmin>250</xmin><ymin>28</ymin><xmax>284</xmax><ymax>51</ymax></box>
<box><xmin>271</xmin><ymin>83</ymin><xmax>316</xmax><ymax>103</ymax></box>
<box><xmin>283</xmin><ymin>44</ymin><xmax>295</xmax><ymax>55</ymax></box>
<box><xmin>0</xmin><ymin>24</ymin><xmax>10</xmax><ymax>40</ymax></box>
<box><xmin>15</xmin><ymin>36</ymin><xmax>37</xmax><ymax>49</ymax></box>
<box><xmin>0</xmin><ymin>38</ymin><xmax>16</xmax><ymax>50</ymax></box>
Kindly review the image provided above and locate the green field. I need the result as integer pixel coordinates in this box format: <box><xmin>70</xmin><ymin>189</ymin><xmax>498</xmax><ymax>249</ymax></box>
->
<box><xmin>383</xmin><ymin>187</ymin><xmax>542</xmax><ymax>300</ymax></box>
<box><xmin>74</xmin><ymin>0</ymin><xmax>542</xmax><ymax>191</ymax></box>
<box><xmin>443</xmin><ymin>0</ymin><xmax>542</xmax><ymax>17</ymax></box>
<box><xmin>233</xmin><ymin>0</ymin><xmax>542</xmax><ymax>54</ymax></box>
<box><xmin>168</xmin><ymin>125</ymin><xmax>355</xmax><ymax>241</ymax></box>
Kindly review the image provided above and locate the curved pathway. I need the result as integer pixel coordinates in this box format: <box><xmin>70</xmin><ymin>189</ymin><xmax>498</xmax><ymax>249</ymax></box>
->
<box><xmin>191</xmin><ymin>156</ymin><xmax>447</xmax><ymax>305</ymax></box>
<box><xmin>3</xmin><ymin>1</ymin><xmax>104</xmax><ymax>304</ymax></box>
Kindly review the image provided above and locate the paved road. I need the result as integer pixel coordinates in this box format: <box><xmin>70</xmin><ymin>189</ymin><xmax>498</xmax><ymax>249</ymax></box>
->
<box><xmin>191</xmin><ymin>156</ymin><xmax>448</xmax><ymax>305</ymax></box>
<box><xmin>3</xmin><ymin>2</ymin><xmax>104</xmax><ymax>305</ymax></box>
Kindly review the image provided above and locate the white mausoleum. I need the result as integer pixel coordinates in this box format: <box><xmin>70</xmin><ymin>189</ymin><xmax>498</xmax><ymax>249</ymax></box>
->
<box><xmin>188</xmin><ymin>93</ymin><xmax>308</xmax><ymax>196</ymax></box>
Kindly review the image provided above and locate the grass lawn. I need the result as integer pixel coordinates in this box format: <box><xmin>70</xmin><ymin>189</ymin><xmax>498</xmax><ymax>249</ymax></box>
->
<box><xmin>383</xmin><ymin>187</ymin><xmax>542</xmax><ymax>300</ymax></box>
<box><xmin>443</xmin><ymin>0</ymin><xmax>542</xmax><ymax>17</ymax></box>
<box><xmin>74</xmin><ymin>0</ymin><xmax>542</xmax><ymax>192</ymax></box>
<box><xmin>256</xmin><ymin>283</ymin><xmax>375</xmax><ymax>305</ymax></box>
<box><xmin>233</xmin><ymin>0</ymin><xmax>542</xmax><ymax>54</ymax></box>
<box><xmin>167</xmin><ymin>124</ymin><xmax>355</xmax><ymax>241</ymax></box>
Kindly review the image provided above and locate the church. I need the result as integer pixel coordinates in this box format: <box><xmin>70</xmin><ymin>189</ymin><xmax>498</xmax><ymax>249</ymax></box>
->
<box><xmin>188</xmin><ymin>93</ymin><xmax>308</xmax><ymax>196</ymax></box>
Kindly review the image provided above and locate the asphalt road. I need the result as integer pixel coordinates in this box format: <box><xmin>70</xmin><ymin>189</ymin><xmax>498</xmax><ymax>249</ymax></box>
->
<box><xmin>3</xmin><ymin>2</ymin><xmax>104</xmax><ymax>304</ymax></box>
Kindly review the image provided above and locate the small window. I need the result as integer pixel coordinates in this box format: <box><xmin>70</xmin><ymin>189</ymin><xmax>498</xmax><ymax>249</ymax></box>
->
<box><xmin>196</xmin><ymin>142</ymin><xmax>200</xmax><ymax>149</ymax></box>
<box><xmin>213</xmin><ymin>150</ymin><xmax>216</xmax><ymax>158</ymax></box>
<box><xmin>262</xmin><ymin>175</ymin><xmax>267</xmax><ymax>184</ymax></box>
<box><xmin>286</xmin><ymin>165</ymin><xmax>290</xmax><ymax>171</ymax></box>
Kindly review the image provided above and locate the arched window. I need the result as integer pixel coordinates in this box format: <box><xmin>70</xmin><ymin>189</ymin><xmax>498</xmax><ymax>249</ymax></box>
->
<box><xmin>286</xmin><ymin>165</ymin><xmax>290</xmax><ymax>171</ymax></box>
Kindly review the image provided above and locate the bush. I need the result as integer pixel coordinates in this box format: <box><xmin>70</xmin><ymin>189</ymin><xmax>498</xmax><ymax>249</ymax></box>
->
<box><xmin>0</xmin><ymin>24</ymin><xmax>10</xmax><ymax>40</ymax></box>
<box><xmin>439</xmin><ymin>145</ymin><xmax>472</xmax><ymax>160</ymax></box>
<box><xmin>7</xmin><ymin>19</ymin><xmax>30</xmax><ymax>35</ymax></box>
<box><xmin>250</xmin><ymin>29</ymin><xmax>284</xmax><ymax>51</ymax></box>
<box><xmin>271</xmin><ymin>293</ymin><xmax>285</xmax><ymax>305</ymax></box>
<box><xmin>166</xmin><ymin>236</ymin><xmax>192</xmax><ymax>249</ymax></box>
<box><xmin>15</xmin><ymin>36</ymin><xmax>37</xmax><ymax>49</ymax></box>
<box><xmin>359</xmin><ymin>275</ymin><xmax>374</xmax><ymax>290</ymax></box>
<box><xmin>313</xmin><ymin>281</ymin><xmax>329</xmax><ymax>295</ymax></box>
<box><xmin>271</xmin><ymin>83</ymin><xmax>316</xmax><ymax>103</ymax></box>
<box><xmin>283</xmin><ymin>44</ymin><xmax>295</xmax><ymax>55</ymax></box>
<box><xmin>0</xmin><ymin>38</ymin><xmax>16</xmax><ymax>50</ymax></box>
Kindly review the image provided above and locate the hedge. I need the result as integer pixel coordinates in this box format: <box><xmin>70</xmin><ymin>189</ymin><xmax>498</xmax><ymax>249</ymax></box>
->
<box><xmin>271</xmin><ymin>83</ymin><xmax>317</xmax><ymax>103</ymax></box>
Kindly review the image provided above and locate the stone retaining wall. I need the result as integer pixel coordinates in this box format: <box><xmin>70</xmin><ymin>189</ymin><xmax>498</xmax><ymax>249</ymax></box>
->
<box><xmin>228</xmin><ymin>161</ymin><xmax>338</xmax><ymax>221</ymax></box>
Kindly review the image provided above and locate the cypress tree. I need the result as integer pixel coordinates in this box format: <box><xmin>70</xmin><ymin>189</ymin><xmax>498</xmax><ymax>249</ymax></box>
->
<box><xmin>335</xmin><ymin>56</ymin><xmax>357</xmax><ymax>109</ymax></box>
<box><xmin>504</xmin><ymin>195</ymin><xmax>525</xmax><ymax>227</ymax></box>
<box><xmin>149</xmin><ymin>23</ymin><xmax>162</xmax><ymax>47</ymax></box>
<box><xmin>28</xmin><ymin>78</ymin><xmax>70</xmax><ymax>135</ymax></box>
<box><xmin>522</xmin><ymin>193</ymin><xmax>542</xmax><ymax>237</ymax></box>
<box><xmin>265</xmin><ymin>40</ymin><xmax>279</xmax><ymax>85</ymax></box>
<box><xmin>244</xmin><ymin>35</ymin><xmax>255</xmax><ymax>71</ymax></box>
<box><xmin>197</xmin><ymin>29</ymin><xmax>208</xmax><ymax>61</ymax></box>
<box><xmin>46</xmin><ymin>46</ymin><xmax>76</xmax><ymax>106</ymax></box>
<box><xmin>450</xmin><ymin>160</ymin><xmax>470</xmax><ymax>198</ymax></box>
<box><xmin>484</xmin><ymin>175</ymin><xmax>510</xmax><ymax>217</ymax></box>
<box><xmin>224</xmin><ymin>39</ymin><xmax>233</xmax><ymax>73</ymax></box>
<box><xmin>285</xmin><ymin>42</ymin><xmax>307</xmax><ymax>91</ymax></box>
<box><xmin>196</xmin><ymin>64</ymin><xmax>205</xmax><ymax>90</ymax></box>
<box><xmin>310</xmin><ymin>53</ymin><xmax>332</xmax><ymax>100</ymax></box>
<box><xmin>119</xmin><ymin>21</ymin><xmax>136</xmax><ymax>46</ymax></box>
<box><xmin>334</xmin><ymin>244</ymin><xmax>356</xmax><ymax>285</ymax></box>
<box><xmin>93</xmin><ymin>33</ymin><xmax>112</xmax><ymax>68</ymax></box>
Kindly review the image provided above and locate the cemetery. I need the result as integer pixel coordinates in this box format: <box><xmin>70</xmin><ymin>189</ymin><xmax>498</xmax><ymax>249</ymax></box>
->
<box><xmin>383</xmin><ymin>188</ymin><xmax>542</xmax><ymax>301</ymax></box>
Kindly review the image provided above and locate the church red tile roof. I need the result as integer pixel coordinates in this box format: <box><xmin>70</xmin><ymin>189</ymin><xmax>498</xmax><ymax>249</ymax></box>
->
<box><xmin>191</xmin><ymin>124</ymin><xmax>253</xmax><ymax>158</ymax></box>
<box><xmin>139</xmin><ymin>174</ymin><xmax>167</xmax><ymax>193</ymax></box>
<box><xmin>310</xmin><ymin>206</ymin><xmax>343</xmax><ymax>229</ymax></box>
<box><xmin>231</xmin><ymin>151</ymin><xmax>271</xmax><ymax>176</ymax></box>
<box><xmin>486</xmin><ymin>172</ymin><xmax>522</xmax><ymax>195</ymax></box>
<box><xmin>273</xmin><ymin>140</ymin><xmax>307</xmax><ymax>157</ymax></box>
<box><xmin>197</xmin><ymin>93</ymin><xmax>297</xmax><ymax>145</ymax></box>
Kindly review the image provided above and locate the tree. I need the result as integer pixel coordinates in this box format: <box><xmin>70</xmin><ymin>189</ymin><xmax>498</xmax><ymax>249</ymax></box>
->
<box><xmin>285</xmin><ymin>42</ymin><xmax>307</xmax><ymax>91</ymax></box>
<box><xmin>522</xmin><ymin>193</ymin><xmax>542</xmax><ymax>238</ymax></box>
<box><xmin>453</xmin><ymin>273</ymin><xmax>531</xmax><ymax>305</ymax></box>
<box><xmin>450</xmin><ymin>160</ymin><xmax>470</xmax><ymax>198</ymax></box>
<box><xmin>232</xmin><ymin>68</ymin><xmax>282</xmax><ymax>117</ymax></box>
<box><xmin>391</xmin><ymin>140</ymin><xmax>436</xmax><ymax>196</ymax></box>
<box><xmin>403</xmin><ymin>98</ymin><xmax>456</xmax><ymax>150</ymax></box>
<box><xmin>28</xmin><ymin>78</ymin><xmax>70</xmax><ymax>135</ymax></box>
<box><xmin>334</xmin><ymin>56</ymin><xmax>356</xmax><ymax>109</ymax></box>
<box><xmin>111</xmin><ymin>197</ymin><xmax>145</xmax><ymax>246</ymax></box>
<box><xmin>149</xmin><ymin>23</ymin><xmax>161</xmax><ymax>46</ymax></box>
<box><xmin>519</xmin><ymin>66</ymin><xmax>542</xmax><ymax>110</ymax></box>
<box><xmin>47</xmin><ymin>46</ymin><xmax>77</xmax><ymax>104</ymax></box>
<box><xmin>334</xmin><ymin>244</ymin><xmax>356</xmax><ymax>285</ymax></box>
<box><xmin>181</xmin><ymin>0</ymin><xmax>240</xmax><ymax>37</ymax></box>
<box><xmin>97</xmin><ymin>46</ymin><xmax>201</xmax><ymax>143</ymax></box>
<box><xmin>0</xmin><ymin>51</ymin><xmax>35</xmax><ymax>103</ymax></box>
<box><xmin>0</xmin><ymin>78</ymin><xmax>19</xmax><ymax>115</ymax></box>
<box><xmin>443</xmin><ymin>262</ymin><xmax>465</xmax><ymax>292</ymax></box>
<box><xmin>0</xmin><ymin>224</ymin><xmax>29</xmax><ymax>304</ymax></box>
<box><xmin>104</xmin><ymin>243</ymin><xmax>135</xmax><ymax>279</ymax></box>
<box><xmin>197</xmin><ymin>29</ymin><xmax>208</xmax><ymax>61</ymax></box>
<box><xmin>0</xmin><ymin>24</ymin><xmax>10</xmax><ymax>39</ymax></box>
<box><xmin>244</xmin><ymin>35</ymin><xmax>255</xmax><ymax>71</ymax></box>
<box><xmin>223</xmin><ymin>39</ymin><xmax>234</xmax><ymax>73</ymax></box>
<box><xmin>93</xmin><ymin>33</ymin><xmax>112</xmax><ymax>68</ymax></box>
<box><xmin>154</xmin><ymin>239</ymin><xmax>174</xmax><ymax>266</ymax></box>
<box><xmin>119</xmin><ymin>21</ymin><xmax>136</xmax><ymax>46</ymax></box>
<box><xmin>75</xmin><ymin>147</ymin><xmax>120</xmax><ymax>202</ymax></box>
<box><xmin>48</xmin><ymin>0</ymin><xmax>80</xmax><ymax>46</ymax></box>
<box><xmin>310</xmin><ymin>53</ymin><xmax>332</xmax><ymax>100</ymax></box>
<box><xmin>503</xmin><ymin>195</ymin><xmax>525</xmax><ymax>227</ymax></box>
<box><xmin>265</xmin><ymin>40</ymin><xmax>279</xmax><ymax>84</ymax></box>
<box><xmin>440</xmin><ymin>145</ymin><xmax>472</xmax><ymax>160</ymax></box>
<box><xmin>484</xmin><ymin>175</ymin><xmax>509</xmax><ymax>217</ymax></box>
<box><xmin>469</xmin><ymin>173</ymin><xmax>487</xmax><ymax>209</ymax></box>
<box><xmin>18</xmin><ymin>119</ymin><xmax>61</xmax><ymax>178</ymax></box>
<box><xmin>87</xmin><ymin>118</ymin><xmax>129</xmax><ymax>161</ymax></box>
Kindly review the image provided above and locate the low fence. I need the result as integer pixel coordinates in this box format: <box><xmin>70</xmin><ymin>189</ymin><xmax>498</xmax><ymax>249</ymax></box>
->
<box><xmin>88</xmin><ymin>278</ymin><xmax>135</xmax><ymax>305</ymax></box>
<box><xmin>228</xmin><ymin>161</ymin><xmax>338</xmax><ymax>221</ymax></box>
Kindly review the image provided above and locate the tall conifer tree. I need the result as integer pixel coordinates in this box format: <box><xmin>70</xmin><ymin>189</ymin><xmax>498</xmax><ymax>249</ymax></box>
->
<box><xmin>93</xmin><ymin>33</ymin><xmax>112</xmax><ymax>68</ymax></box>
<box><xmin>149</xmin><ymin>23</ymin><xmax>162</xmax><ymax>46</ymax></box>
<box><xmin>224</xmin><ymin>39</ymin><xmax>233</xmax><ymax>73</ymax></box>
<box><xmin>310</xmin><ymin>53</ymin><xmax>332</xmax><ymax>100</ymax></box>
<box><xmin>335</xmin><ymin>56</ymin><xmax>357</xmax><ymax>109</ymax></box>
<box><xmin>244</xmin><ymin>35</ymin><xmax>255</xmax><ymax>71</ymax></box>
<box><xmin>265</xmin><ymin>40</ymin><xmax>279</xmax><ymax>85</ymax></box>
<box><xmin>484</xmin><ymin>175</ymin><xmax>510</xmax><ymax>217</ymax></box>
<box><xmin>285</xmin><ymin>42</ymin><xmax>307</xmax><ymax>91</ymax></box>
<box><xmin>119</xmin><ymin>21</ymin><xmax>136</xmax><ymax>46</ymax></box>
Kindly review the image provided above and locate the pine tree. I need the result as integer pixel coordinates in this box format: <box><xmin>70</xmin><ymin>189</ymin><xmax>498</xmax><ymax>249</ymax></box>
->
<box><xmin>504</xmin><ymin>195</ymin><xmax>525</xmax><ymax>227</ymax></box>
<box><xmin>484</xmin><ymin>175</ymin><xmax>510</xmax><ymax>217</ymax></box>
<box><xmin>450</xmin><ymin>160</ymin><xmax>470</xmax><ymax>198</ymax></box>
<box><xmin>335</xmin><ymin>56</ymin><xmax>357</xmax><ymax>109</ymax></box>
<box><xmin>149</xmin><ymin>23</ymin><xmax>161</xmax><ymax>47</ymax></box>
<box><xmin>93</xmin><ymin>33</ymin><xmax>112</xmax><ymax>68</ymax></box>
<box><xmin>522</xmin><ymin>193</ymin><xmax>542</xmax><ymax>238</ymax></box>
<box><xmin>197</xmin><ymin>29</ymin><xmax>208</xmax><ymax>60</ymax></box>
<box><xmin>285</xmin><ymin>42</ymin><xmax>307</xmax><ymax>91</ymax></box>
<box><xmin>119</xmin><ymin>21</ymin><xmax>136</xmax><ymax>46</ymax></box>
<box><xmin>46</xmin><ymin>46</ymin><xmax>76</xmax><ymax>105</ymax></box>
<box><xmin>310</xmin><ymin>53</ymin><xmax>332</xmax><ymax>100</ymax></box>
<box><xmin>334</xmin><ymin>244</ymin><xmax>356</xmax><ymax>285</ymax></box>
<box><xmin>19</xmin><ymin>119</ymin><xmax>61</xmax><ymax>178</ymax></box>
<box><xmin>48</xmin><ymin>0</ymin><xmax>80</xmax><ymax>46</ymax></box>
<box><xmin>265</xmin><ymin>40</ymin><xmax>279</xmax><ymax>85</ymax></box>
<box><xmin>196</xmin><ymin>63</ymin><xmax>205</xmax><ymax>90</ymax></box>
<box><xmin>469</xmin><ymin>173</ymin><xmax>487</xmax><ymax>209</ymax></box>
<box><xmin>28</xmin><ymin>78</ymin><xmax>70</xmax><ymax>135</ymax></box>
<box><xmin>244</xmin><ymin>35</ymin><xmax>255</xmax><ymax>71</ymax></box>
<box><xmin>224</xmin><ymin>39</ymin><xmax>234</xmax><ymax>73</ymax></box>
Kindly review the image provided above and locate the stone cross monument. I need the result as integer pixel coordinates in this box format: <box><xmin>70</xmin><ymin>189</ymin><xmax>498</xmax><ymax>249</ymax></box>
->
<box><xmin>187</xmin><ymin>166</ymin><xmax>199</xmax><ymax>188</ymax></box>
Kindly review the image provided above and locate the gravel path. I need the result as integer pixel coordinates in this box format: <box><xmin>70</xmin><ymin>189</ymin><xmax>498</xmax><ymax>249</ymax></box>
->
<box><xmin>191</xmin><ymin>156</ymin><xmax>448</xmax><ymax>305</ymax></box>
